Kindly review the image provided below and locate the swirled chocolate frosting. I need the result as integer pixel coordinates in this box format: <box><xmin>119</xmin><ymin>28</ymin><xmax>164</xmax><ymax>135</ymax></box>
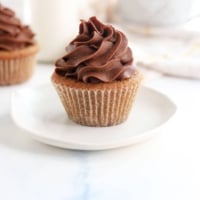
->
<box><xmin>55</xmin><ymin>16</ymin><xmax>135</xmax><ymax>83</ymax></box>
<box><xmin>0</xmin><ymin>4</ymin><xmax>34</xmax><ymax>51</ymax></box>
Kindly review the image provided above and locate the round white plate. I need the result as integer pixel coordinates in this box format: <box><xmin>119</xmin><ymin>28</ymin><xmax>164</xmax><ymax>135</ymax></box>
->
<box><xmin>11</xmin><ymin>84</ymin><xmax>176</xmax><ymax>150</ymax></box>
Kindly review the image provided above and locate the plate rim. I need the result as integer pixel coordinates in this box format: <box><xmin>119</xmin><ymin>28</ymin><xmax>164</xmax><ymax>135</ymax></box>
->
<box><xmin>11</xmin><ymin>84</ymin><xmax>177</xmax><ymax>150</ymax></box>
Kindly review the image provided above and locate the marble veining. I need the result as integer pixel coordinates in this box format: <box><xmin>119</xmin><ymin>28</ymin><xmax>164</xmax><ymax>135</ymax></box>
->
<box><xmin>73</xmin><ymin>152</ymin><xmax>90</xmax><ymax>200</ymax></box>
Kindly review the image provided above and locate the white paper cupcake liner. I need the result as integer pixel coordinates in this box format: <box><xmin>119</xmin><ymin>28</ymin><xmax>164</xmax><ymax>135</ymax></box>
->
<box><xmin>52</xmin><ymin>75</ymin><xmax>141</xmax><ymax>127</ymax></box>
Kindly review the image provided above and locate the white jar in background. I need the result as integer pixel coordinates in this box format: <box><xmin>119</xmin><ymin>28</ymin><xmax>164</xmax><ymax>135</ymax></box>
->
<box><xmin>1</xmin><ymin>0</ymin><xmax>30</xmax><ymax>23</ymax></box>
<box><xmin>29</xmin><ymin>0</ymin><xmax>80</xmax><ymax>63</ymax></box>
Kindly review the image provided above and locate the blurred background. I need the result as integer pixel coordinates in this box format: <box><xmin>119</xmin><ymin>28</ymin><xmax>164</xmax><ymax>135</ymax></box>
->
<box><xmin>2</xmin><ymin>0</ymin><xmax>200</xmax><ymax>79</ymax></box>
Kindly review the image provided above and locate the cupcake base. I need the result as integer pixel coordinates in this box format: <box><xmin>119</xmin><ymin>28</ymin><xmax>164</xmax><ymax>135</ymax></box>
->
<box><xmin>0</xmin><ymin>43</ymin><xmax>39</xmax><ymax>85</ymax></box>
<box><xmin>51</xmin><ymin>71</ymin><xmax>142</xmax><ymax>127</ymax></box>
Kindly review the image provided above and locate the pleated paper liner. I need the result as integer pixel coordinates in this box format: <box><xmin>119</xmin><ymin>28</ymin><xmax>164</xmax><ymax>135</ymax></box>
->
<box><xmin>0</xmin><ymin>43</ymin><xmax>39</xmax><ymax>85</ymax></box>
<box><xmin>51</xmin><ymin>71</ymin><xmax>142</xmax><ymax>127</ymax></box>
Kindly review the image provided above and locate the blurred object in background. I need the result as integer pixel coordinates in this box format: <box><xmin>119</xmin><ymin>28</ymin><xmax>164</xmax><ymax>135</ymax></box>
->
<box><xmin>128</xmin><ymin>33</ymin><xmax>200</xmax><ymax>79</ymax></box>
<box><xmin>79</xmin><ymin>0</ymin><xmax>107</xmax><ymax>22</ymax></box>
<box><xmin>117</xmin><ymin>0</ymin><xmax>199</xmax><ymax>28</ymax></box>
<box><xmin>78</xmin><ymin>0</ymin><xmax>118</xmax><ymax>22</ymax></box>
<box><xmin>106</xmin><ymin>0</ymin><xmax>118</xmax><ymax>22</ymax></box>
<box><xmin>114</xmin><ymin>0</ymin><xmax>200</xmax><ymax>79</ymax></box>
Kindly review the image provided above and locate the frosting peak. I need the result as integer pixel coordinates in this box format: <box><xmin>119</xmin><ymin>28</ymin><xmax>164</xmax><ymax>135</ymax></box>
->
<box><xmin>0</xmin><ymin>4</ymin><xmax>35</xmax><ymax>51</ymax></box>
<box><xmin>55</xmin><ymin>16</ymin><xmax>135</xmax><ymax>83</ymax></box>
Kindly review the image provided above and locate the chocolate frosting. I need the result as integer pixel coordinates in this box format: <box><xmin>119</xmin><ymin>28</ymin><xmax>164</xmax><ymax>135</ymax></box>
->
<box><xmin>55</xmin><ymin>16</ymin><xmax>135</xmax><ymax>83</ymax></box>
<box><xmin>0</xmin><ymin>4</ymin><xmax>34</xmax><ymax>51</ymax></box>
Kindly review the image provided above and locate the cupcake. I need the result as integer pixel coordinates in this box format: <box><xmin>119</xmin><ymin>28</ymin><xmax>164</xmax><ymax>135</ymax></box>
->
<box><xmin>0</xmin><ymin>4</ymin><xmax>39</xmax><ymax>85</ymax></box>
<box><xmin>51</xmin><ymin>16</ymin><xmax>142</xmax><ymax>127</ymax></box>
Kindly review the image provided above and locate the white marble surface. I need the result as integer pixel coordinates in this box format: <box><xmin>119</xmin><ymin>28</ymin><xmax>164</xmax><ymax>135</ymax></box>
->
<box><xmin>0</xmin><ymin>64</ymin><xmax>200</xmax><ymax>200</ymax></box>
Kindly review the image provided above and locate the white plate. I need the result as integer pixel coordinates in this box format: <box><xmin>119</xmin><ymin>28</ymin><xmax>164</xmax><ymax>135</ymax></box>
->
<box><xmin>11</xmin><ymin>84</ymin><xmax>176</xmax><ymax>150</ymax></box>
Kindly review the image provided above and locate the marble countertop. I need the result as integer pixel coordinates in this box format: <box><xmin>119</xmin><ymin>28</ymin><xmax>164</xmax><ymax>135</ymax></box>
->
<box><xmin>1</xmin><ymin>64</ymin><xmax>200</xmax><ymax>200</ymax></box>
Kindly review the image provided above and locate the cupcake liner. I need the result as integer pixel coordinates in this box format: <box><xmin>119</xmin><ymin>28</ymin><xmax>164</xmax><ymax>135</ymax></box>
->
<box><xmin>52</xmin><ymin>71</ymin><xmax>142</xmax><ymax>127</ymax></box>
<box><xmin>0</xmin><ymin>44</ymin><xmax>39</xmax><ymax>85</ymax></box>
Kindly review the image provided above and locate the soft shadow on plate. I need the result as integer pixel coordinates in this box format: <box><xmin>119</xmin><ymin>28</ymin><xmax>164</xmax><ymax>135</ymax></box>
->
<box><xmin>11</xmin><ymin>84</ymin><xmax>177</xmax><ymax>150</ymax></box>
